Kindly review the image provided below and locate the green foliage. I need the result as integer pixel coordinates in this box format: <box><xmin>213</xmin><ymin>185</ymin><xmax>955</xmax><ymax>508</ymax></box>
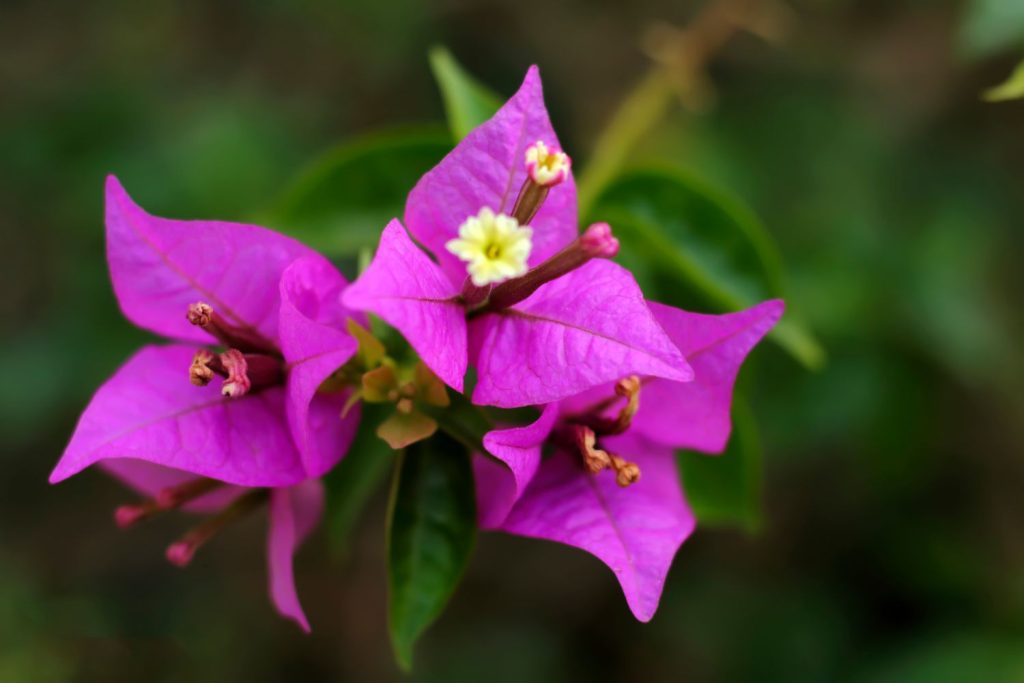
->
<box><xmin>587</xmin><ymin>166</ymin><xmax>825</xmax><ymax>369</ymax></box>
<box><xmin>677</xmin><ymin>397</ymin><xmax>762</xmax><ymax>531</ymax></box>
<box><xmin>959</xmin><ymin>0</ymin><xmax>1024</xmax><ymax>59</ymax></box>
<box><xmin>262</xmin><ymin>128</ymin><xmax>450</xmax><ymax>257</ymax></box>
<box><xmin>429</xmin><ymin>46</ymin><xmax>502</xmax><ymax>142</ymax></box>
<box><xmin>386</xmin><ymin>434</ymin><xmax>476</xmax><ymax>671</ymax></box>
<box><xmin>984</xmin><ymin>58</ymin><xmax>1024</xmax><ymax>101</ymax></box>
<box><xmin>855</xmin><ymin>632</ymin><xmax>1024</xmax><ymax>683</ymax></box>
<box><xmin>324</xmin><ymin>403</ymin><xmax>395</xmax><ymax>556</ymax></box>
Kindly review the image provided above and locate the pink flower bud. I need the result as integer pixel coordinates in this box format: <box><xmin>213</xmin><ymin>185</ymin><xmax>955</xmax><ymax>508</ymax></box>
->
<box><xmin>580</xmin><ymin>223</ymin><xmax>620</xmax><ymax>259</ymax></box>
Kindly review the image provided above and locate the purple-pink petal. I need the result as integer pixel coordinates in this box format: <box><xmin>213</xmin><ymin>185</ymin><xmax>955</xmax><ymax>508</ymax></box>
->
<box><xmin>105</xmin><ymin>175</ymin><xmax>316</xmax><ymax>344</ymax></box>
<box><xmin>342</xmin><ymin>220</ymin><xmax>467</xmax><ymax>391</ymax></box>
<box><xmin>405</xmin><ymin>66</ymin><xmax>578</xmax><ymax>288</ymax></box>
<box><xmin>267</xmin><ymin>479</ymin><xmax>325</xmax><ymax>632</ymax></box>
<box><xmin>470</xmin><ymin>260</ymin><xmax>693</xmax><ymax>407</ymax></box>
<box><xmin>51</xmin><ymin>345</ymin><xmax>308</xmax><ymax>487</ymax></box>
<box><xmin>501</xmin><ymin>432</ymin><xmax>694</xmax><ymax>622</ymax></box>
<box><xmin>278</xmin><ymin>256</ymin><xmax>360</xmax><ymax>479</ymax></box>
<box><xmin>631</xmin><ymin>300</ymin><xmax>784</xmax><ymax>453</ymax></box>
<box><xmin>474</xmin><ymin>404</ymin><xmax>559</xmax><ymax>529</ymax></box>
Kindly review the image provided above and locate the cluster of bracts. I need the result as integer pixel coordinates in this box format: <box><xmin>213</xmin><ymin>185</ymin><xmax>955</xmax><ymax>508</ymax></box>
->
<box><xmin>53</xmin><ymin>67</ymin><xmax>782</xmax><ymax>631</ymax></box>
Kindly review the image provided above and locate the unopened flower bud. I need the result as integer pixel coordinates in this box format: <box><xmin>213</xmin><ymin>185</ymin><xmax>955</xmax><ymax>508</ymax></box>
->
<box><xmin>114</xmin><ymin>503</ymin><xmax>156</xmax><ymax>529</ymax></box>
<box><xmin>478</xmin><ymin>222</ymin><xmax>622</xmax><ymax>314</ymax></box>
<box><xmin>580</xmin><ymin>222</ymin><xmax>619</xmax><ymax>259</ymax></box>
<box><xmin>165</xmin><ymin>540</ymin><xmax>197</xmax><ymax>567</ymax></box>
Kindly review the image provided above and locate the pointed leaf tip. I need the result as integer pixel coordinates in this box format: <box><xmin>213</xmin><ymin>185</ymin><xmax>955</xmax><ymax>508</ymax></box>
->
<box><xmin>428</xmin><ymin>46</ymin><xmax>502</xmax><ymax>142</ymax></box>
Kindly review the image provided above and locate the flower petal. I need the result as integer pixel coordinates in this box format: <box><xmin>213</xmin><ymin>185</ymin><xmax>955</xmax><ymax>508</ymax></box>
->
<box><xmin>105</xmin><ymin>175</ymin><xmax>316</xmax><ymax>344</ymax></box>
<box><xmin>267</xmin><ymin>480</ymin><xmax>324</xmax><ymax>633</ymax></box>
<box><xmin>279</xmin><ymin>255</ymin><xmax>360</xmax><ymax>479</ymax></box>
<box><xmin>501</xmin><ymin>433</ymin><xmax>695</xmax><ymax>622</ymax></box>
<box><xmin>51</xmin><ymin>344</ymin><xmax>307</xmax><ymax>487</ymax></box>
<box><xmin>474</xmin><ymin>404</ymin><xmax>559</xmax><ymax>529</ymax></box>
<box><xmin>633</xmin><ymin>300</ymin><xmax>784</xmax><ymax>452</ymax></box>
<box><xmin>342</xmin><ymin>220</ymin><xmax>467</xmax><ymax>391</ymax></box>
<box><xmin>405</xmin><ymin>66</ymin><xmax>577</xmax><ymax>287</ymax></box>
<box><xmin>470</xmin><ymin>260</ymin><xmax>693</xmax><ymax>407</ymax></box>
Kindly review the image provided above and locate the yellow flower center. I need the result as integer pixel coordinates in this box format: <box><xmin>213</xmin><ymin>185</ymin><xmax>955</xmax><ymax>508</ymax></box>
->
<box><xmin>445</xmin><ymin>207</ymin><xmax>533</xmax><ymax>287</ymax></box>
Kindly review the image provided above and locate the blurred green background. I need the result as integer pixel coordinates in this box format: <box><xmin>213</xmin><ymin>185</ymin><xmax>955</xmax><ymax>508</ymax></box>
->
<box><xmin>2</xmin><ymin>0</ymin><xmax>1023</xmax><ymax>680</ymax></box>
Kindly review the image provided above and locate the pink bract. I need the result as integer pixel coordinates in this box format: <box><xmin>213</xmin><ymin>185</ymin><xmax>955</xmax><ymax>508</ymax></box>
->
<box><xmin>405</xmin><ymin>65</ymin><xmax>578</xmax><ymax>288</ymax></box>
<box><xmin>344</xmin><ymin>68</ymin><xmax>691</xmax><ymax>407</ymax></box>
<box><xmin>53</xmin><ymin>177</ymin><xmax>360</xmax><ymax>632</ymax></box>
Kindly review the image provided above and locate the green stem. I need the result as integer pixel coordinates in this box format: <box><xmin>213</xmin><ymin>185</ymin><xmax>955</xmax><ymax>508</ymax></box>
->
<box><xmin>577</xmin><ymin>70</ymin><xmax>675</xmax><ymax>213</ymax></box>
<box><xmin>420</xmin><ymin>392</ymin><xmax>494</xmax><ymax>455</ymax></box>
<box><xmin>576</xmin><ymin>0</ymin><xmax>749</xmax><ymax>213</ymax></box>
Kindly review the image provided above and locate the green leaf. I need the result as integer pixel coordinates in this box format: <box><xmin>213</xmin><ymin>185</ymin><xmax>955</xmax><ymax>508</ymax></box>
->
<box><xmin>387</xmin><ymin>433</ymin><xmax>476</xmax><ymax>671</ymax></box>
<box><xmin>261</xmin><ymin>128</ymin><xmax>451</xmax><ymax>256</ymax></box>
<box><xmin>677</xmin><ymin>397</ymin><xmax>761</xmax><ymax>531</ymax></box>
<box><xmin>984</xmin><ymin>58</ymin><xmax>1024</xmax><ymax>101</ymax></box>
<box><xmin>325</xmin><ymin>403</ymin><xmax>396</xmax><ymax>556</ymax></box>
<box><xmin>587</xmin><ymin>166</ymin><xmax>825</xmax><ymax>369</ymax></box>
<box><xmin>428</xmin><ymin>46</ymin><xmax>501</xmax><ymax>142</ymax></box>
<box><xmin>958</xmin><ymin>0</ymin><xmax>1024</xmax><ymax>60</ymax></box>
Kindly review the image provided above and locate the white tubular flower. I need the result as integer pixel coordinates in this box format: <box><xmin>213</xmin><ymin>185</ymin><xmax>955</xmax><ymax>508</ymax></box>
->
<box><xmin>445</xmin><ymin>207</ymin><xmax>533</xmax><ymax>286</ymax></box>
<box><xmin>525</xmin><ymin>140</ymin><xmax>571</xmax><ymax>187</ymax></box>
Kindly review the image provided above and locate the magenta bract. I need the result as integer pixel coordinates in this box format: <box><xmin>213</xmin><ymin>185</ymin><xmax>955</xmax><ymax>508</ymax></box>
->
<box><xmin>344</xmin><ymin>68</ymin><xmax>691</xmax><ymax>407</ymax></box>
<box><xmin>475</xmin><ymin>299</ymin><xmax>782</xmax><ymax>621</ymax></box>
<box><xmin>52</xmin><ymin>177</ymin><xmax>360</xmax><ymax>630</ymax></box>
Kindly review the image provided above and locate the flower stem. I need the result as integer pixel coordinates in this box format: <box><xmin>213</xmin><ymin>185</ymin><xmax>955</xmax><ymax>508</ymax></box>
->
<box><xmin>576</xmin><ymin>0</ymin><xmax>754</xmax><ymax>213</ymax></box>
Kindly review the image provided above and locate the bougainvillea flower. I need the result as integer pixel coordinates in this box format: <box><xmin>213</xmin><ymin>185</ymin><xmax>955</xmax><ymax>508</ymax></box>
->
<box><xmin>474</xmin><ymin>299</ymin><xmax>783</xmax><ymax>620</ymax></box>
<box><xmin>50</xmin><ymin>177</ymin><xmax>361</xmax><ymax>630</ymax></box>
<box><xmin>343</xmin><ymin>67</ymin><xmax>691</xmax><ymax>407</ymax></box>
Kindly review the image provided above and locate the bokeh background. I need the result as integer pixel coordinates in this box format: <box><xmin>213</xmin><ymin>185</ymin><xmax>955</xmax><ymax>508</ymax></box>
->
<box><xmin>2</xmin><ymin>0</ymin><xmax>1023</xmax><ymax>680</ymax></box>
